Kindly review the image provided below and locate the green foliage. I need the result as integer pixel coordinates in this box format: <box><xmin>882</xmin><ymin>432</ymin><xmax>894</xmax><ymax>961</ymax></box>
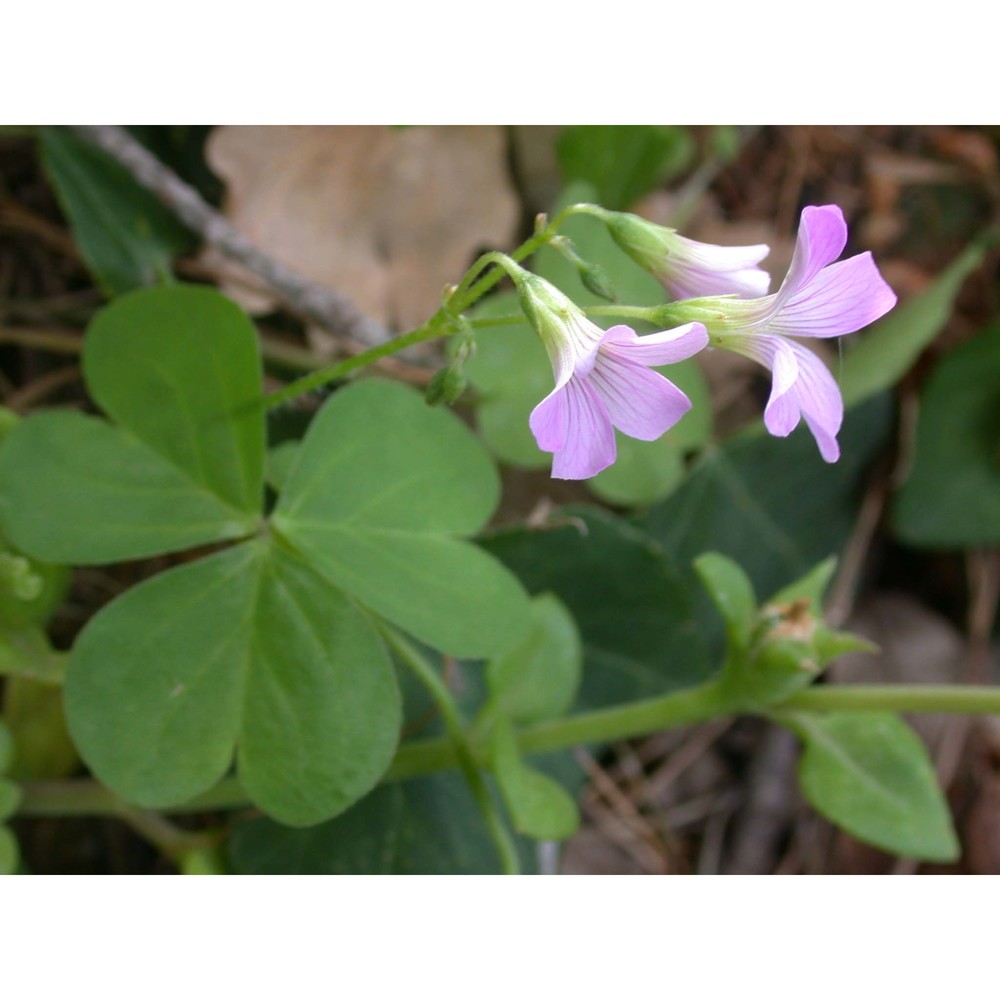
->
<box><xmin>840</xmin><ymin>237</ymin><xmax>990</xmax><ymax>409</ymax></box>
<box><xmin>273</xmin><ymin>379</ymin><xmax>530</xmax><ymax>658</ymax></box>
<box><xmin>0</xmin><ymin>285</ymin><xmax>530</xmax><ymax>826</ymax></box>
<box><xmin>556</xmin><ymin>126</ymin><xmax>694</xmax><ymax>211</ymax></box>
<box><xmin>891</xmin><ymin>322</ymin><xmax>1000</xmax><ymax>547</ymax></box>
<box><xmin>40</xmin><ymin>127</ymin><xmax>192</xmax><ymax>296</ymax></box>
<box><xmin>484</xmin><ymin>593</ymin><xmax>582</xmax><ymax>725</ymax></box>
<box><xmin>638</xmin><ymin>394</ymin><xmax>892</xmax><ymax>603</ymax></box>
<box><xmin>229</xmin><ymin>774</ymin><xmax>539</xmax><ymax>874</ymax></box>
<box><xmin>779</xmin><ymin>711</ymin><xmax>960</xmax><ymax>862</ymax></box>
<box><xmin>491</xmin><ymin>718</ymin><xmax>579</xmax><ymax>841</ymax></box>
<box><xmin>692</xmin><ymin>553</ymin><xmax>757</xmax><ymax>653</ymax></box>
<box><xmin>484</xmin><ymin>507</ymin><xmax>711</xmax><ymax>708</ymax></box>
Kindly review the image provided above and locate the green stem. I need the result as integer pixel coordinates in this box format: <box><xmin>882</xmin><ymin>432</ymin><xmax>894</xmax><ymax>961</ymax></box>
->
<box><xmin>262</xmin><ymin>207</ymin><xmax>584</xmax><ymax>409</ymax></box>
<box><xmin>19</xmin><ymin>682</ymin><xmax>1000</xmax><ymax>821</ymax></box>
<box><xmin>382</xmin><ymin>628</ymin><xmax>522</xmax><ymax>875</ymax></box>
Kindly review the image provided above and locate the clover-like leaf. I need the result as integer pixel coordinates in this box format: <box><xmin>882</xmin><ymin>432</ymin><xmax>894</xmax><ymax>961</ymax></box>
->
<box><xmin>0</xmin><ymin>286</ymin><xmax>264</xmax><ymax>563</ymax></box>
<box><xmin>65</xmin><ymin>539</ymin><xmax>401</xmax><ymax>826</ymax></box>
<box><xmin>272</xmin><ymin>379</ymin><xmax>531</xmax><ymax>658</ymax></box>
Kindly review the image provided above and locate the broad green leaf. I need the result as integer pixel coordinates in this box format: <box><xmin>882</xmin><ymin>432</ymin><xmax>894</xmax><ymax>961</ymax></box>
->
<box><xmin>0</xmin><ymin>286</ymin><xmax>265</xmax><ymax>563</ymax></box>
<box><xmin>65</xmin><ymin>540</ymin><xmax>401</xmax><ymax>825</ymax></box>
<box><xmin>273</xmin><ymin>379</ymin><xmax>531</xmax><ymax>658</ymax></box>
<box><xmin>891</xmin><ymin>323</ymin><xmax>1000</xmax><ymax>547</ymax></box>
<box><xmin>485</xmin><ymin>593</ymin><xmax>582</xmax><ymax>725</ymax></box>
<box><xmin>589</xmin><ymin>433</ymin><xmax>685</xmax><ymax>506</ymax></box>
<box><xmin>782</xmin><ymin>711</ymin><xmax>959</xmax><ymax>862</ymax></box>
<box><xmin>0</xmin><ymin>411</ymin><xmax>258</xmax><ymax>563</ymax></box>
<box><xmin>0</xmin><ymin>825</ymin><xmax>18</xmax><ymax>875</ymax></box>
<box><xmin>84</xmin><ymin>285</ymin><xmax>265</xmax><ymax>513</ymax></box>
<box><xmin>841</xmin><ymin>237</ymin><xmax>990</xmax><ymax>409</ymax></box>
<box><xmin>693</xmin><ymin>552</ymin><xmax>756</xmax><ymax>652</ymax></box>
<box><xmin>41</xmin><ymin>127</ymin><xmax>192</xmax><ymax>297</ymax></box>
<box><xmin>557</xmin><ymin>126</ymin><xmax>694</xmax><ymax>211</ymax></box>
<box><xmin>492</xmin><ymin>717</ymin><xmax>579</xmax><ymax>841</ymax></box>
<box><xmin>483</xmin><ymin>507</ymin><xmax>711</xmax><ymax>709</ymax></box>
<box><xmin>638</xmin><ymin>394</ymin><xmax>892</xmax><ymax>604</ymax></box>
<box><xmin>229</xmin><ymin>773</ymin><xmax>538</xmax><ymax>874</ymax></box>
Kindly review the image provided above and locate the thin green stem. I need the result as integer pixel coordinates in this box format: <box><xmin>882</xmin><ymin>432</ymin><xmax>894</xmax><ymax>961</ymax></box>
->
<box><xmin>382</xmin><ymin>628</ymin><xmax>522</xmax><ymax>875</ymax></box>
<box><xmin>21</xmin><ymin>682</ymin><xmax>1000</xmax><ymax>822</ymax></box>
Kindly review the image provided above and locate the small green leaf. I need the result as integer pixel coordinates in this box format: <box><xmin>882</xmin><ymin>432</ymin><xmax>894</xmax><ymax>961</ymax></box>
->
<box><xmin>693</xmin><ymin>552</ymin><xmax>757</xmax><ymax>652</ymax></box>
<box><xmin>557</xmin><ymin>126</ymin><xmax>694</xmax><ymax>211</ymax></box>
<box><xmin>3</xmin><ymin>675</ymin><xmax>78</xmax><ymax>779</ymax></box>
<box><xmin>588</xmin><ymin>435</ymin><xmax>685</xmax><ymax>506</ymax></box>
<box><xmin>840</xmin><ymin>237</ymin><xmax>989</xmax><ymax>409</ymax></box>
<box><xmin>65</xmin><ymin>540</ymin><xmax>401</xmax><ymax>825</ymax></box>
<box><xmin>0</xmin><ymin>825</ymin><xmax>19</xmax><ymax>874</ymax></box>
<box><xmin>41</xmin><ymin>127</ymin><xmax>192</xmax><ymax>297</ymax></box>
<box><xmin>767</xmin><ymin>557</ymin><xmax>837</xmax><ymax>612</ymax></box>
<box><xmin>891</xmin><ymin>322</ymin><xmax>1000</xmax><ymax>548</ymax></box>
<box><xmin>274</xmin><ymin>379</ymin><xmax>531</xmax><ymax>658</ymax></box>
<box><xmin>781</xmin><ymin>711</ymin><xmax>960</xmax><ymax>862</ymax></box>
<box><xmin>492</xmin><ymin>718</ymin><xmax>580</xmax><ymax>841</ymax></box>
<box><xmin>0</xmin><ymin>549</ymin><xmax>70</xmax><ymax>629</ymax></box>
<box><xmin>485</xmin><ymin>593</ymin><xmax>582</xmax><ymax>725</ymax></box>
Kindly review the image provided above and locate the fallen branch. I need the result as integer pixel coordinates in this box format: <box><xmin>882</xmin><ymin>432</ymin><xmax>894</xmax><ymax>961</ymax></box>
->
<box><xmin>70</xmin><ymin>126</ymin><xmax>391</xmax><ymax>348</ymax></box>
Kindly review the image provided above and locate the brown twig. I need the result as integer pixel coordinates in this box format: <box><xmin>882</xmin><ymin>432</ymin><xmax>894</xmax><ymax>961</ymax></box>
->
<box><xmin>69</xmin><ymin>126</ymin><xmax>392</xmax><ymax>349</ymax></box>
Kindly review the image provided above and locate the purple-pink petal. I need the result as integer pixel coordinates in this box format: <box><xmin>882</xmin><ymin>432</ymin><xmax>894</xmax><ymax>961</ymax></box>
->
<box><xmin>661</xmin><ymin>235</ymin><xmax>772</xmax><ymax>299</ymax></box>
<box><xmin>587</xmin><ymin>352</ymin><xmax>692</xmax><ymax>441</ymax></box>
<box><xmin>529</xmin><ymin>384</ymin><xmax>568</xmax><ymax>453</ymax></box>
<box><xmin>546</xmin><ymin>379</ymin><xmax>616</xmax><ymax>480</ymax></box>
<box><xmin>774</xmin><ymin>205</ymin><xmax>848</xmax><ymax>308</ymax></box>
<box><xmin>767</xmin><ymin>252</ymin><xmax>898</xmax><ymax>339</ymax></box>
<box><xmin>600</xmin><ymin>322</ymin><xmax>709</xmax><ymax>366</ymax></box>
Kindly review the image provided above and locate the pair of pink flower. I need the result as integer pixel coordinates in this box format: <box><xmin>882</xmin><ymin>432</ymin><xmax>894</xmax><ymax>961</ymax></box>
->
<box><xmin>526</xmin><ymin>205</ymin><xmax>897</xmax><ymax>479</ymax></box>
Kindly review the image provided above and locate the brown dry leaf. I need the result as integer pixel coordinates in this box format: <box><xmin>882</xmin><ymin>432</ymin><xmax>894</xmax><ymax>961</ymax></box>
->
<box><xmin>203</xmin><ymin>126</ymin><xmax>519</xmax><ymax>331</ymax></box>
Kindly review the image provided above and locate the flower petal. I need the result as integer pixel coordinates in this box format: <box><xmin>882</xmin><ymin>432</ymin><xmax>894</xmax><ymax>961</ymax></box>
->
<box><xmin>662</xmin><ymin>235</ymin><xmax>772</xmax><ymax>299</ymax></box>
<box><xmin>726</xmin><ymin>334</ymin><xmax>843</xmax><ymax>462</ymax></box>
<box><xmin>587</xmin><ymin>351</ymin><xmax>692</xmax><ymax>441</ymax></box>
<box><xmin>767</xmin><ymin>252</ymin><xmax>897</xmax><ymax>339</ymax></box>
<box><xmin>774</xmin><ymin>205</ymin><xmax>848</xmax><ymax>307</ymax></box>
<box><xmin>532</xmin><ymin>377</ymin><xmax>616</xmax><ymax>480</ymax></box>
<box><xmin>600</xmin><ymin>322</ymin><xmax>709</xmax><ymax>366</ymax></box>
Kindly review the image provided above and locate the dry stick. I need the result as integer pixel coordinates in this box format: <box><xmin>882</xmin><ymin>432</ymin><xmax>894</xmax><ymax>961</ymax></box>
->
<box><xmin>69</xmin><ymin>126</ymin><xmax>391</xmax><ymax>349</ymax></box>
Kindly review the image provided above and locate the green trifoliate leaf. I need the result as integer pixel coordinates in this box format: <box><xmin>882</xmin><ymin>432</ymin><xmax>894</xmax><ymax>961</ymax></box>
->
<box><xmin>780</xmin><ymin>711</ymin><xmax>960</xmax><ymax>862</ymax></box>
<box><xmin>491</xmin><ymin>717</ymin><xmax>580</xmax><ymax>841</ymax></box>
<box><xmin>273</xmin><ymin>379</ymin><xmax>531</xmax><ymax>659</ymax></box>
<box><xmin>485</xmin><ymin>593</ymin><xmax>582</xmax><ymax>725</ymax></box>
<box><xmin>65</xmin><ymin>539</ymin><xmax>401</xmax><ymax>826</ymax></box>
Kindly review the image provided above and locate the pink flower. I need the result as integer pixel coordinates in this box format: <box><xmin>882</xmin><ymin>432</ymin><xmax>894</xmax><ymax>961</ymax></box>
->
<box><xmin>517</xmin><ymin>273</ymin><xmax>708</xmax><ymax>479</ymax></box>
<box><xmin>710</xmin><ymin>204</ymin><xmax>897</xmax><ymax>462</ymax></box>
<box><xmin>604</xmin><ymin>211</ymin><xmax>771</xmax><ymax>299</ymax></box>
